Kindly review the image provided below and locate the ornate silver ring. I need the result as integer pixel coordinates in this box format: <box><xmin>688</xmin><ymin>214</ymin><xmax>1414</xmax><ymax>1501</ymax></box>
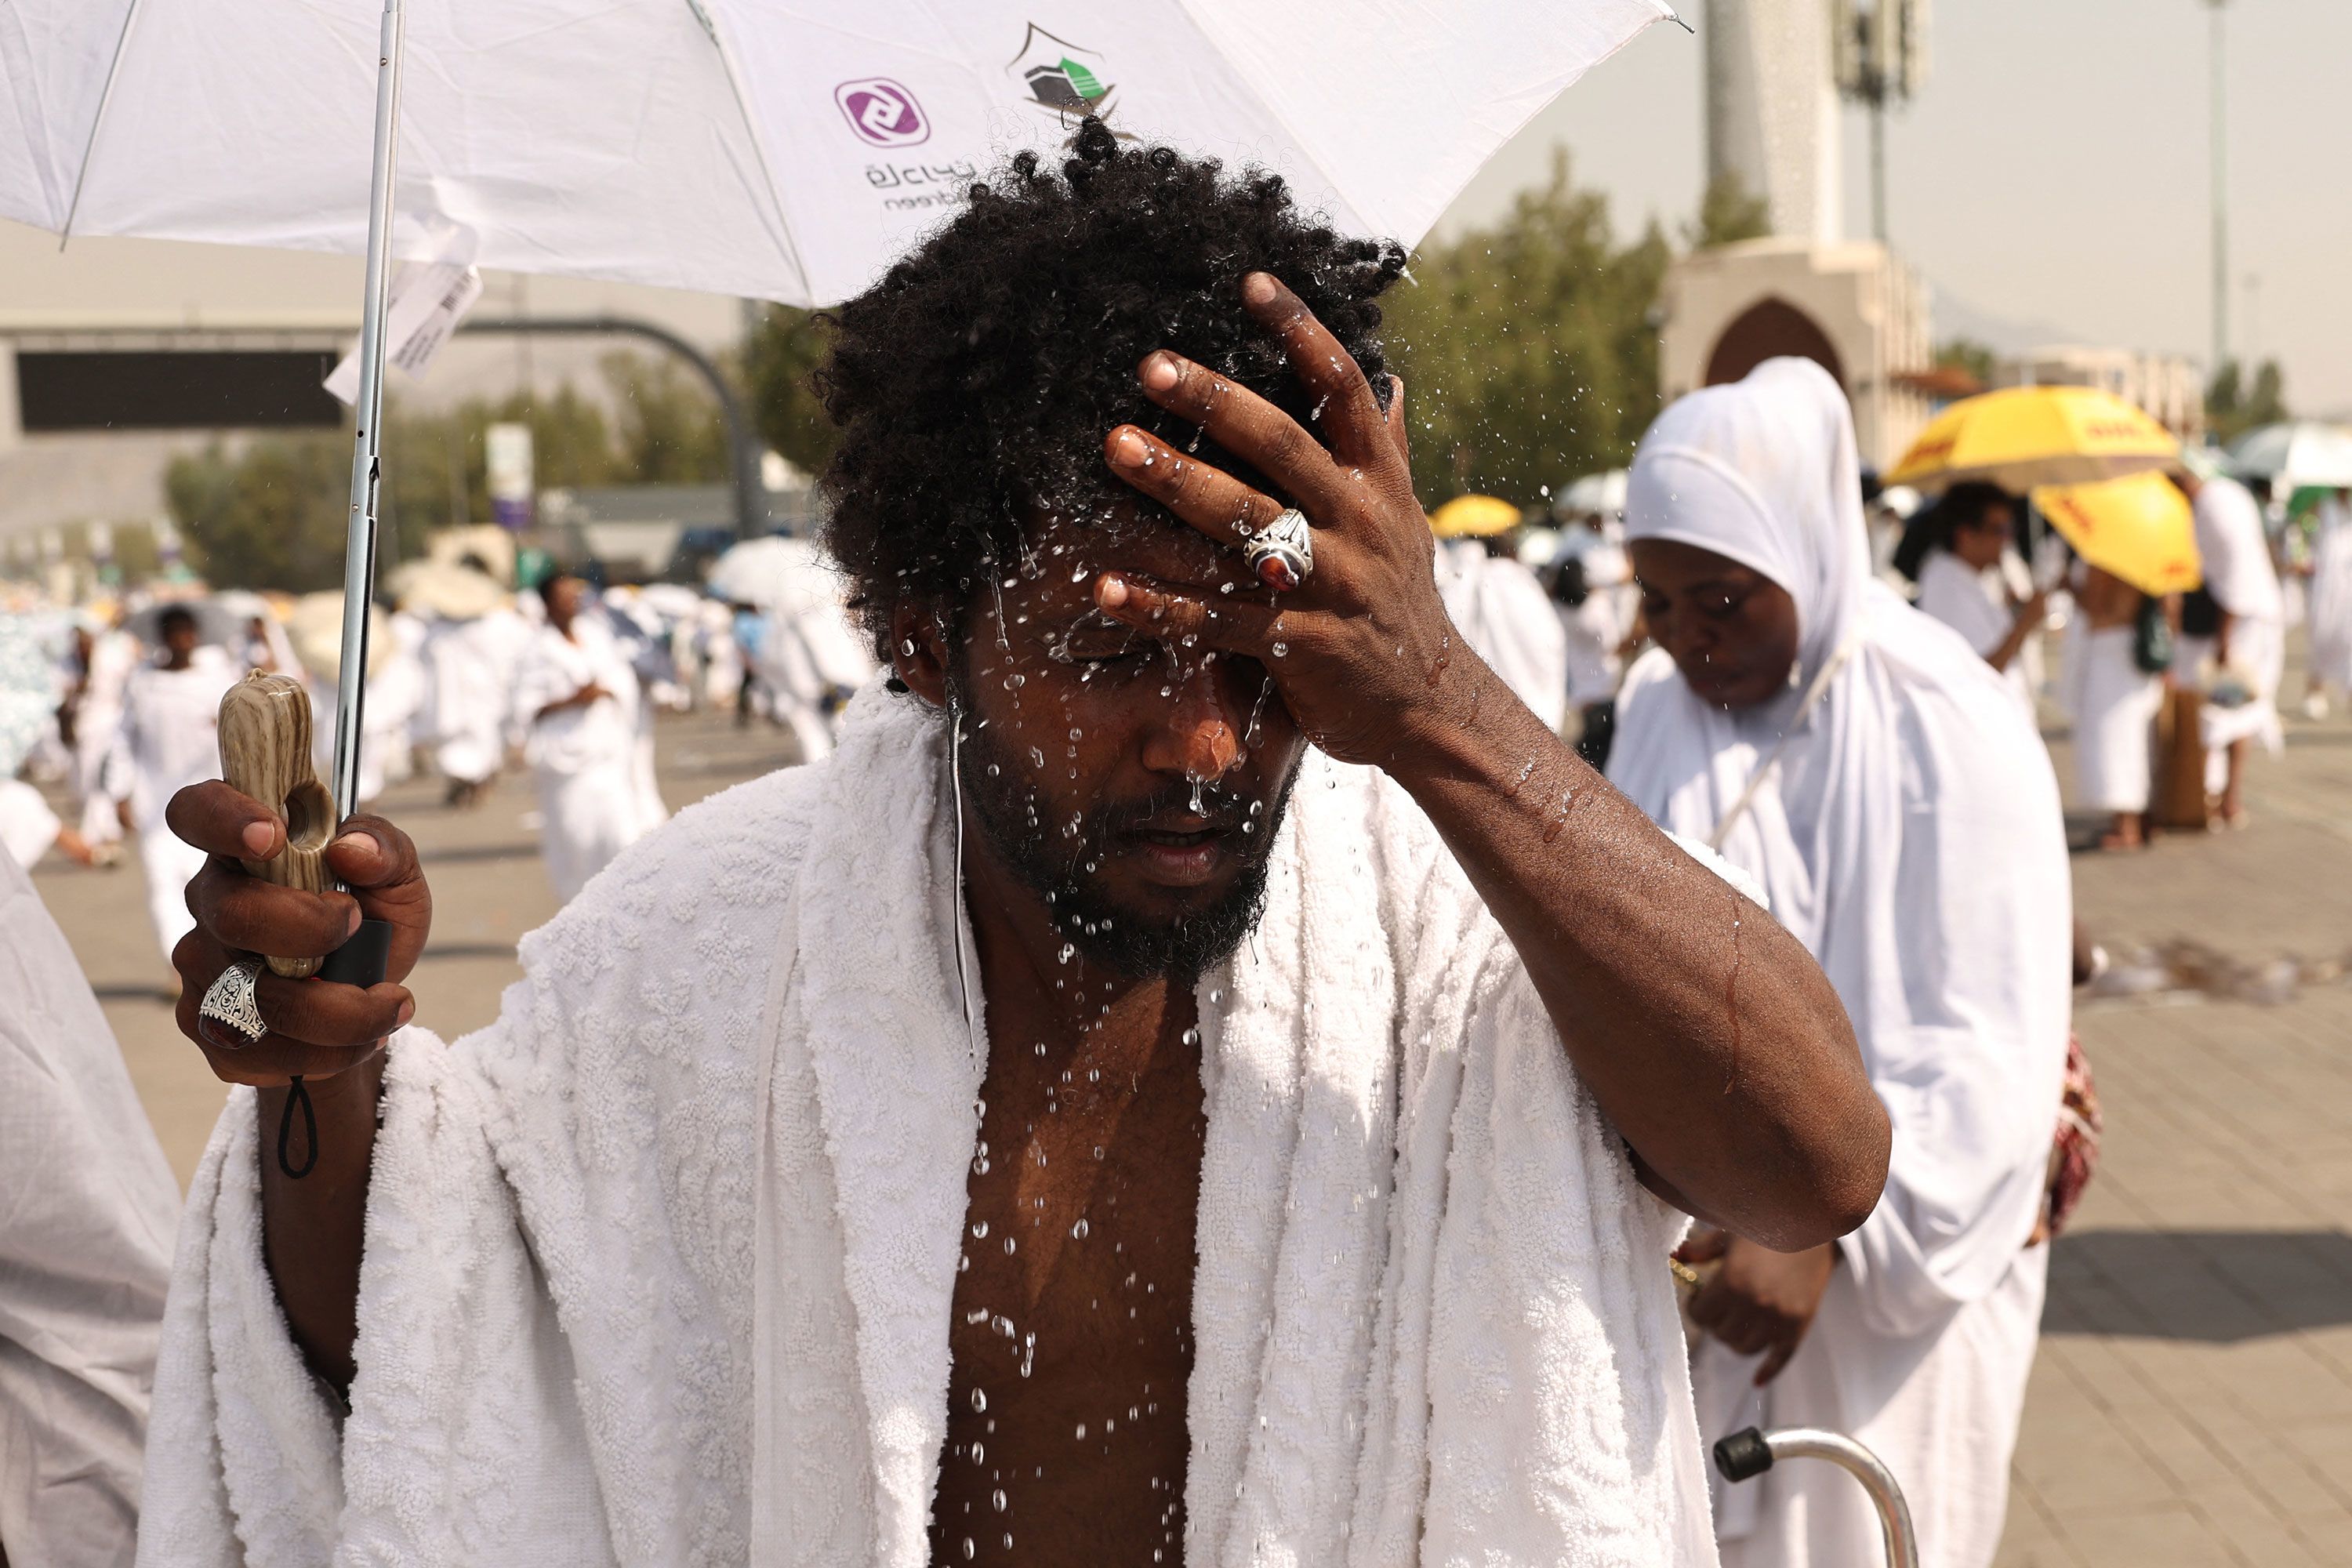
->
<box><xmin>1243</xmin><ymin>507</ymin><xmax>1315</xmax><ymax>592</ymax></box>
<box><xmin>198</xmin><ymin>954</ymin><xmax>269</xmax><ymax>1047</ymax></box>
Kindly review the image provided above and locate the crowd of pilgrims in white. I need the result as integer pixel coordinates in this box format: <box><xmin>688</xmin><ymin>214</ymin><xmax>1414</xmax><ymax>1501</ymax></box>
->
<box><xmin>0</xmin><ymin>358</ymin><xmax>2336</xmax><ymax>1568</ymax></box>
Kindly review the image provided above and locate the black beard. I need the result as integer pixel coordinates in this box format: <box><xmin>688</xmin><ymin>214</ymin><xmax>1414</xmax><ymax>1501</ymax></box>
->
<box><xmin>949</xmin><ymin>702</ymin><xmax>1298</xmax><ymax>982</ymax></box>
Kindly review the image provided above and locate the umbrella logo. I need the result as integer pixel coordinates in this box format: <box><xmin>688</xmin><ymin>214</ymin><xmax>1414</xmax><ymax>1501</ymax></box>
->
<box><xmin>1005</xmin><ymin>24</ymin><xmax>1116</xmax><ymax>118</ymax></box>
<box><xmin>835</xmin><ymin>78</ymin><xmax>930</xmax><ymax>147</ymax></box>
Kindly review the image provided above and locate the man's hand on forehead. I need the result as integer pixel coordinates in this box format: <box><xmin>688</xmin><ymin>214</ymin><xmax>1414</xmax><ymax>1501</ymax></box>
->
<box><xmin>1087</xmin><ymin>270</ymin><xmax>1467</xmax><ymax>766</ymax></box>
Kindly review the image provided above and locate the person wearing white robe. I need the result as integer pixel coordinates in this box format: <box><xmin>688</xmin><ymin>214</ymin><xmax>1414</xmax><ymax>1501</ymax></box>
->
<box><xmin>140</xmin><ymin>145</ymin><xmax>1900</xmax><ymax>1565</ymax></box>
<box><xmin>419</xmin><ymin>602</ymin><xmax>531</xmax><ymax>804</ymax></box>
<box><xmin>1609</xmin><ymin>359</ymin><xmax>2071</xmax><ymax>1568</ymax></box>
<box><xmin>2</xmin><ymin>846</ymin><xmax>180</xmax><ymax>1568</ymax></box>
<box><xmin>1435</xmin><ymin>535</ymin><xmax>1570</xmax><ymax>732</ymax></box>
<box><xmin>2302</xmin><ymin>491</ymin><xmax>2352</xmax><ymax>711</ymax></box>
<box><xmin>752</xmin><ymin>540</ymin><xmax>878</xmax><ymax>764</ymax></box>
<box><xmin>2058</xmin><ymin>564</ymin><xmax>2165</xmax><ymax>849</ymax></box>
<box><xmin>510</xmin><ymin>576</ymin><xmax>661</xmax><ymax>902</ymax></box>
<box><xmin>2179</xmin><ymin>470</ymin><xmax>2285</xmax><ymax>822</ymax></box>
<box><xmin>103</xmin><ymin>612</ymin><xmax>237</xmax><ymax>967</ymax></box>
<box><xmin>73</xmin><ymin>624</ymin><xmax>140</xmax><ymax>848</ymax></box>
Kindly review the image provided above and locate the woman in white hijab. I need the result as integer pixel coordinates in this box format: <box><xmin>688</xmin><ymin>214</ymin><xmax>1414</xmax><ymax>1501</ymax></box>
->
<box><xmin>1610</xmin><ymin>360</ymin><xmax>2071</xmax><ymax>1568</ymax></box>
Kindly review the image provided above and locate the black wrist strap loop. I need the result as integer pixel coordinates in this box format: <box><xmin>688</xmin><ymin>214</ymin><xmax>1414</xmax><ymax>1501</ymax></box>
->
<box><xmin>278</xmin><ymin>1076</ymin><xmax>320</xmax><ymax>1180</ymax></box>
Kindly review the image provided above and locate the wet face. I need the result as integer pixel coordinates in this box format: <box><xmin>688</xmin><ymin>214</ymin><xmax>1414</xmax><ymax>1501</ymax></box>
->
<box><xmin>917</xmin><ymin>506</ymin><xmax>1305</xmax><ymax>979</ymax></box>
<box><xmin>1631</xmin><ymin>538</ymin><xmax>1802</xmax><ymax>710</ymax></box>
<box><xmin>1951</xmin><ymin>499</ymin><xmax>2015</xmax><ymax>571</ymax></box>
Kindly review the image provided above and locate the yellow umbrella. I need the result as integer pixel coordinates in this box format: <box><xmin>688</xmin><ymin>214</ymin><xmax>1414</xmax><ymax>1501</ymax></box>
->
<box><xmin>1429</xmin><ymin>494</ymin><xmax>1523</xmax><ymax>539</ymax></box>
<box><xmin>2033</xmin><ymin>470</ymin><xmax>2203</xmax><ymax>597</ymax></box>
<box><xmin>1886</xmin><ymin>386</ymin><xmax>2180</xmax><ymax>492</ymax></box>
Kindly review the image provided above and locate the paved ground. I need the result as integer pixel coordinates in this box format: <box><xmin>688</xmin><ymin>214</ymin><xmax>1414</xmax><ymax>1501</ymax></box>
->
<box><xmin>28</xmin><ymin>689</ymin><xmax>2352</xmax><ymax>1567</ymax></box>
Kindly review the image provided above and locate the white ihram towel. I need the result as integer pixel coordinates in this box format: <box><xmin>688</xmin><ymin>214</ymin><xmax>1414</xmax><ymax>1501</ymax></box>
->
<box><xmin>139</xmin><ymin>684</ymin><xmax>1716</xmax><ymax>1566</ymax></box>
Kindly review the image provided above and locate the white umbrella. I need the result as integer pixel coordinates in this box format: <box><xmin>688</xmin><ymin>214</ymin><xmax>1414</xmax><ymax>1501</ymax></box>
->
<box><xmin>706</xmin><ymin>535</ymin><xmax>818</xmax><ymax>608</ymax></box>
<box><xmin>10</xmin><ymin>0</ymin><xmax>1675</xmax><ymax>307</ymax></box>
<box><xmin>1556</xmin><ymin>469</ymin><xmax>1631</xmax><ymax>519</ymax></box>
<box><xmin>3</xmin><ymin>0</ymin><xmax>1676</xmax><ymax>815</ymax></box>
<box><xmin>2227</xmin><ymin>423</ymin><xmax>2352</xmax><ymax>491</ymax></box>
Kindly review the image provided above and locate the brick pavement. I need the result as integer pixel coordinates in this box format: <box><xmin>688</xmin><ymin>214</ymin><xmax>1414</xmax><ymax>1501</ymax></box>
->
<box><xmin>1999</xmin><ymin>694</ymin><xmax>2352</xmax><ymax>1566</ymax></box>
<box><xmin>28</xmin><ymin>696</ymin><xmax>2352</xmax><ymax>1566</ymax></box>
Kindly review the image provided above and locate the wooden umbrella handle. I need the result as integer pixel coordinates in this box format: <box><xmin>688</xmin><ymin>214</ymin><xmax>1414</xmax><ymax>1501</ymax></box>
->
<box><xmin>216</xmin><ymin>671</ymin><xmax>339</xmax><ymax>979</ymax></box>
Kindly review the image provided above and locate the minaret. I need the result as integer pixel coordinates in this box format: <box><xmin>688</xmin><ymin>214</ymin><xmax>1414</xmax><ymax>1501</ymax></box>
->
<box><xmin>1704</xmin><ymin>0</ymin><xmax>1842</xmax><ymax>244</ymax></box>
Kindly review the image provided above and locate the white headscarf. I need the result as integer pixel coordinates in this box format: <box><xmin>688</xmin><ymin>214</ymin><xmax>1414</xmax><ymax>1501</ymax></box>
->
<box><xmin>1610</xmin><ymin>359</ymin><xmax>2072</xmax><ymax>1335</ymax></box>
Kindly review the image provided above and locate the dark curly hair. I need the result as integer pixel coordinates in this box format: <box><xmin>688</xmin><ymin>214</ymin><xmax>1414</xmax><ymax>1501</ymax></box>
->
<box><xmin>816</xmin><ymin>118</ymin><xmax>1406</xmax><ymax>657</ymax></box>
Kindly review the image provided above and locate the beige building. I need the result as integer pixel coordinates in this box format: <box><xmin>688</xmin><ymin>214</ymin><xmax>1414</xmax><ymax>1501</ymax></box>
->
<box><xmin>1660</xmin><ymin>236</ymin><xmax>1933</xmax><ymax>471</ymax></box>
<box><xmin>1660</xmin><ymin>1</ymin><xmax>1935</xmax><ymax>473</ymax></box>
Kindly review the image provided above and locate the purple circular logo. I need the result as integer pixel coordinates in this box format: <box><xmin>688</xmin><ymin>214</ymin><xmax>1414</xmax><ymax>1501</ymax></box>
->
<box><xmin>835</xmin><ymin>78</ymin><xmax>929</xmax><ymax>147</ymax></box>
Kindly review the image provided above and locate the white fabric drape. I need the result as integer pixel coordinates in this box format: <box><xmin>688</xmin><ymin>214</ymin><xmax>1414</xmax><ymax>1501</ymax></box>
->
<box><xmin>1608</xmin><ymin>358</ymin><xmax>2072</xmax><ymax>1568</ymax></box>
<box><xmin>2</xmin><ymin>850</ymin><xmax>179</xmax><ymax>1568</ymax></box>
<box><xmin>2309</xmin><ymin>499</ymin><xmax>2352</xmax><ymax>691</ymax></box>
<box><xmin>510</xmin><ymin>617</ymin><xmax>662</xmax><ymax>901</ymax></box>
<box><xmin>1435</xmin><ymin>539</ymin><xmax>1571</xmax><ymax>731</ymax></box>
<box><xmin>2058</xmin><ymin>621</ymin><xmax>2162</xmax><ymax>815</ymax></box>
<box><xmin>1914</xmin><ymin>549</ymin><xmax>2035</xmax><ymax>723</ymax></box>
<box><xmin>139</xmin><ymin>684</ymin><xmax>1718</xmax><ymax>1566</ymax></box>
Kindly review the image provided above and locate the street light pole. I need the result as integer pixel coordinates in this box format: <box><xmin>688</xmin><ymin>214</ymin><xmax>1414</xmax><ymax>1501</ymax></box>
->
<box><xmin>2207</xmin><ymin>0</ymin><xmax>2230</xmax><ymax>377</ymax></box>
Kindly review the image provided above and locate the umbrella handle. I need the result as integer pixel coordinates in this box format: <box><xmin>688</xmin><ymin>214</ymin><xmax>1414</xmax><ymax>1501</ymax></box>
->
<box><xmin>218</xmin><ymin>673</ymin><xmax>338</xmax><ymax>980</ymax></box>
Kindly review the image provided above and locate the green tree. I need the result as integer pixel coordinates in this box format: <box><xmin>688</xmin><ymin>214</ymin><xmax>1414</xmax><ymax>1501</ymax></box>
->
<box><xmin>1683</xmin><ymin>172</ymin><xmax>1772</xmax><ymax>250</ymax></box>
<box><xmin>1933</xmin><ymin>337</ymin><xmax>1998</xmax><ymax>389</ymax></box>
<box><xmin>383</xmin><ymin>383</ymin><xmax>621</xmax><ymax>543</ymax></box>
<box><xmin>2206</xmin><ymin>357</ymin><xmax>2288</xmax><ymax>447</ymax></box>
<box><xmin>1382</xmin><ymin>149</ymin><xmax>1668</xmax><ymax>505</ymax></box>
<box><xmin>168</xmin><ymin>432</ymin><xmax>355</xmax><ymax>593</ymax></box>
<box><xmin>603</xmin><ymin>351</ymin><xmax>729</xmax><ymax>483</ymax></box>
<box><xmin>742</xmin><ymin>303</ymin><xmax>840</xmax><ymax>477</ymax></box>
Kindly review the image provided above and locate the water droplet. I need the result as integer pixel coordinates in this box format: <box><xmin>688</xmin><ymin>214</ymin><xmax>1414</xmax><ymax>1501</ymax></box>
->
<box><xmin>1271</xmin><ymin>641</ymin><xmax>1287</xmax><ymax>657</ymax></box>
<box><xmin>1071</xmin><ymin>1217</ymin><xmax>1090</xmax><ymax>1240</ymax></box>
<box><xmin>1004</xmin><ymin>1236</ymin><xmax>1017</xmax><ymax>1254</ymax></box>
<box><xmin>1076</xmin><ymin>1423</ymin><xmax>1087</xmax><ymax>1439</ymax></box>
<box><xmin>993</xmin><ymin>1488</ymin><xmax>1009</xmax><ymax>1513</ymax></box>
<box><xmin>971</xmin><ymin>1388</ymin><xmax>988</xmax><ymax>1413</ymax></box>
<box><xmin>971</xmin><ymin>1220</ymin><xmax>989</xmax><ymax>1238</ymax></box>
<box><xmin>1029</xmin><ymin>746</ymin><xmax>1047</xmax><ymax>768</ymax></box>
<box><xmin>963</xmin><ymin>1537</ymin><xmax>976</xmax><ymax>1561</ymax></box>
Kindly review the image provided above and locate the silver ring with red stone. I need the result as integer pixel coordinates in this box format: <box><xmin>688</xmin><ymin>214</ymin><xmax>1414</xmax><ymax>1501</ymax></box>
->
<box><xmin>1243</xmin><ymin>508</ymin><xmax>1315</xmax><ymax>591</ymax></box>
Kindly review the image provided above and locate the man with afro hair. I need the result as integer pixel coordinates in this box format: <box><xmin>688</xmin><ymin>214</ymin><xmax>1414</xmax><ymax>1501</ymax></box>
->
<box><xmin>154</xmin><ymin>122</ymin><xmax>1886</xmax><ymax>1566</ymax></box>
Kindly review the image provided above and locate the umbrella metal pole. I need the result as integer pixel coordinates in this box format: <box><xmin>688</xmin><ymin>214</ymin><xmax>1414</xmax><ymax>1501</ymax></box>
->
<box><xmin>333</xmin><ymin>0</ymin><xmax>406</xmax><ymax>824</ymax></box>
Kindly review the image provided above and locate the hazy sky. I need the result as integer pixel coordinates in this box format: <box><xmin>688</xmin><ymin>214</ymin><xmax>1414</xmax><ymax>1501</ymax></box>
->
<box><xmin>1443</xmin><ymin>0</ymin><xmax>2352</xmax><ymax>415</ymax></box>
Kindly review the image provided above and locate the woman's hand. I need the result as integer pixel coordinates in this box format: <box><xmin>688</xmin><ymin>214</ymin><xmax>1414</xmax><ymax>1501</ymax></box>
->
<box><xmin>1680</xmin><ymin>1230</ymin><xmax>1838</xmax><ymax>1386</ymax></box>
<box><xmin>1091</xmin><ymin>271</ymin><xmax>1477</xmax><ymax>770</ymax></box>
<box><xmin>166</xmin><ymin>781</ymin><xmax>432</xmax><ymax>1087</ymax></box>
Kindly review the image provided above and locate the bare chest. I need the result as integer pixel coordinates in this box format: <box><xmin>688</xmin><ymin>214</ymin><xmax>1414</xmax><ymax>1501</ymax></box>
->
<box><xmin>931</xmin><ymin>1009</ymin><xmax>1205</xmax><ymax>1567</ymax></box>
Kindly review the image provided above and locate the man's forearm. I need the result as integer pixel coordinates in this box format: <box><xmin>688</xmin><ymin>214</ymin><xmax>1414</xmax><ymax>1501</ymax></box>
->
<box><xmin>259</xmin><ymin>1053</ymin><xmax>385</xmax><ymax>1392</ymax></box>
<box><xmin>1384</xmin><ymin>660</ymin><xmax>1887</xmax><ymax>1250</ymax></box>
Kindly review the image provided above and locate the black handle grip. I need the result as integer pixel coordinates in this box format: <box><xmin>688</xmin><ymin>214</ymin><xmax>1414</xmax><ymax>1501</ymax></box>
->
<box><xmin>318</xmin><ymin>917</ymin><xmax>394</xmax><ymax>988</ymax></box>
<box><xmin>1713</xmin><ymin>1427</ymin><xmax>1776</xmax><ymax>1483</ymax></box>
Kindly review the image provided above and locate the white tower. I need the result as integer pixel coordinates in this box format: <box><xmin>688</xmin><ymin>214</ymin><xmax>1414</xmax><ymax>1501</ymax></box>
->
<box><xmin>1704</xmin><ymin>0</ymin><xmax>1843</xmax><ymax>244</ymax></box>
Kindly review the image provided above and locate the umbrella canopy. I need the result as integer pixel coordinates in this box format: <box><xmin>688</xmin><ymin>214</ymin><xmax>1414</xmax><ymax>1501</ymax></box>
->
<box><xmin>123</xmin><ymin>597</ymin><xmax>242</xmax><ymax>647</ymax></box>
<box><xmin>707</xmin><ymin>535</ymin><xmax>818</xmax><ymax>608</ymax></box>
<box><xmin>2225</xmin><ymin>422</ymin><xmax>2352</xmax><ymax>491</ymax></box>
<box><xmin>389</xmin><ymin>558</ymin><xmax>506</xmax><ymax>620</ymax></box>
<box><xmin>288</xmin><ymin>592</ymin><xmax>392</xmax><ymax>683</ymax></box>
<box><xmin>1430</xmin><ymin>495</ymin><xmax>1524</xmax><ymax>539</ymax></box>
<box><xmin>2034</xmin><ymin>470</ymin><xmax>2202</xmax><ymax>598</ymax></box>
<box><xmin>1556</xmin><ymin>469</ymin><xmax>1630</xmax><ymax>519</ymax></box>
<box><xmin>1886</xmin><ymin>386</ymin><xmax>2181</xmax><ymax>492</ymax></box>
<box><xmin>6</xmin><ymin>0</ymin><xmax>1675</xmax><ymax>307</ymax></box>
